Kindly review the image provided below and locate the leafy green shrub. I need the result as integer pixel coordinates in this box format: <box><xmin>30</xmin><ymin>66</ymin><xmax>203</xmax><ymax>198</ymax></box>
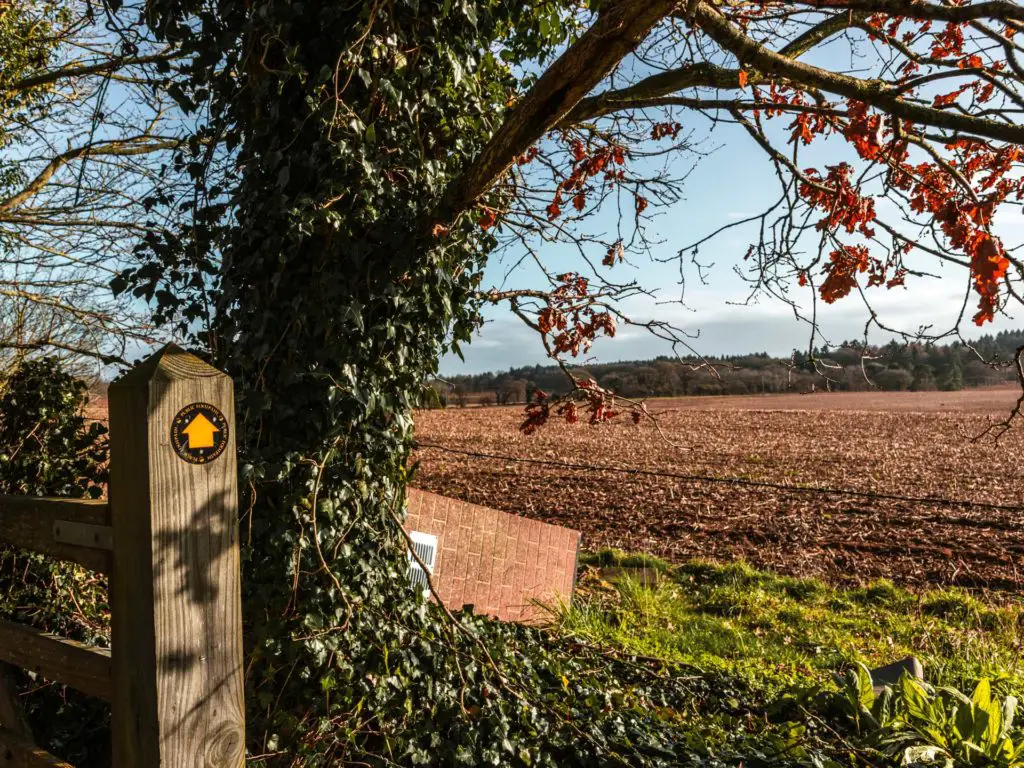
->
<box><xmin>0</xmin><ymin>357</ymin><xmax>109</xmax><ymax>765</ymax></box>
<box><xmin>835</xmin><ymin>663</ymin><xmax>1024</xmax><ymax>766</ymax></box>
<box><xmin>0</xmin><ymin>357</ymin><xmax>107</xmax><ymax>498</ymax></box>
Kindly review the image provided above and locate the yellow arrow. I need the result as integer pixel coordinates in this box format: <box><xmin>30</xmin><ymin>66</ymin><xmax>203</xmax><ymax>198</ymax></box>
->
<box><xmin>182</xmin><ymin>413</ymin><xmax>219</xmax><ymax>449</ymax></box>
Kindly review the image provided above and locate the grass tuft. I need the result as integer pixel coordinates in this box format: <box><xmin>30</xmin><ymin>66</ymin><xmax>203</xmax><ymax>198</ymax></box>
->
<box><xmin>557</xmin><ymin>556</ymin><xmax>1024</xmax><ymax>700</ymax></box>
<box><xmin>580</xmin><ymin>548</ymin><xmax>672</xmax><ymax>571</ymax></box>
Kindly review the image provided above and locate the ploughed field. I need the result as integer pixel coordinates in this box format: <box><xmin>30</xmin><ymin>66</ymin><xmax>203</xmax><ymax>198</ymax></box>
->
<box><xmin>412</xmin><ymin>387</ymin><xmax>1024</xmax><ymax>594</ymax></box>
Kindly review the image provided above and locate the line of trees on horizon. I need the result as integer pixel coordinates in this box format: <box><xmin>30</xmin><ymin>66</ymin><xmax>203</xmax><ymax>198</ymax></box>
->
<box><xmin>431</xmin><ymin>330</ymin><xmax>1024</xmax><ymax>406</ymax></box>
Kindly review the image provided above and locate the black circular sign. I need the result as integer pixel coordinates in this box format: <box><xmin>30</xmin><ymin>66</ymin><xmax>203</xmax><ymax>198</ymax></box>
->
<box><xmin>170</xmin><ymin>402</ymin><xmax>229</xmax><ymax>464</ymax></box>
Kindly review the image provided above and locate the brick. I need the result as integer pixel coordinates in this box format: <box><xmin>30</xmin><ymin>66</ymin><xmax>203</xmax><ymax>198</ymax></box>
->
<box><xmin>458</xmin><ymin>524</ymin><xmax>473</xmax><ymax>561</ymax></box>
<box><xmin>560</xmin><ymin>550</ymin><xmax>576</xmax><ymax>593</ymax></box>
<box><xmin>538</xmin><ymin>523</ymin><xmax>552</xmax><ymax>552</ymax></box>
<box><xmin>432</xmin><ymin>496</ymin><xmax>449</xmax><ymax>528</ymax></box>
<box><xmin>448</xmin><ymin>576</ymin><xmax>466</xmax><ymax>612</ymax></box>
<box><xmin>419</xmin><ymin>492</ymin><xmax>434</xmax><ymax>522</ymax></box>
<box><xmin>434</xmin><ymin>576</ymin><xmax>452</xmax><ymax>607</ymax></box>
<box><xmin>458</xmin><ymin>548</ymin><xmax>475</xmax><ymax>584</ymax></box>
<box><xmin>403</xmin><ymin>488</ymin><xmax>579</xmax><ymax>622</ymax></box>
<box><xmin>444</xmin><ymin>521</ymin><xmax>462</xmax><ymax>568</ymax></box>
<box><xmin>526</xmin><ymin>532</ymin><xmax>542</xmax><ymax>583</ymax></box>
<box><xmin>511</xmin><ymin>549</ymin><xmax>527</xmax><ymax>598</ymax></box>
<box><xmin>499</xmin><ymin>582</ymin><xmax>514</xmax><ymax>616</ymax></box>
<box><xmin>466</xmin><ymin>511</ymin><xmax>484</xmax><ymax>556</ymax></box>
<box><xmin>440</xmin><ymin>547</ymin><xmax>457</xmax><ymax>577</ymax></box>
<box><xmin>408</xmin><ymin>490</ymin><xmax>424</xmax><ymax>517</ymax></box>
<box><xmin>481</xmin><ymin>515</ymin><xmax>497</xmax><ymax>559</ymax></box>
<box><xmin>483</xmin><ymin>523</ymin><xmax>503</xmax><ymax>590</ymax></box>
<box><xmin>425</xmin><ymin>495</ymin><xmax>442</xmax><ymax>528</ymax></box>
<box><xmin>484</xmin><ymin>581</ymin><xmax>500</xmax><ymax>616</ymax></box>
<box><xmin>466</xmin><ymin>553</ymin><xmax>482</xmax><ymax>585</ymax></box>
<box><xmin>507</xmin><ymin>520</ymin><xmax>523</xmax><ymax>562</ymax></box>
<box><xmin>505</xmin><ymin>524</ymin><xmax>520</xmax><ymax>566</ymax></box>
<box><xmin>498</xmin><ymin>555</ymin><xmax>516</xmax><ymax>591</ymax></box>
<box><xmin>491</xmin><ymin>511</ymin><xmax>510</xmax><ymax>559</ymax></box>
<box><xmin>426</xmin><ymin>492</ymin><xmax>441</xmax><ymax>525</ymax></box>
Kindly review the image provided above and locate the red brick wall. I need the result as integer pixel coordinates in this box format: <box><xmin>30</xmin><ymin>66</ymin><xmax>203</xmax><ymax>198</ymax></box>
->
<box><xmin>405</xmin><ymin>488</ymin><xmax>580</xmax><ymax>623</ymax></box>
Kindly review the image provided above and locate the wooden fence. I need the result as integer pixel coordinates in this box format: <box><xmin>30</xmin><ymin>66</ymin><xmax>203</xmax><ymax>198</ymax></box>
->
<box><xmin>0</xmin><ymin>346</ymin><xmax>244</xmax><ymax>767</ymax></box>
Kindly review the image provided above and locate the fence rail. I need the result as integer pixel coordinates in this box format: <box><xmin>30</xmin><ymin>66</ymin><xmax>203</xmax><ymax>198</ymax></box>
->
<box><xmin>0</xmin><ymin>345</ymin><xmax>245</xmax><ymax>767</ymax></box>
<box><xmin>0</xmin><ymin>620</ymin><xmax>112</xmax><ymax>702</ymax></box>
<box><xmin>0</xmin><ymin>496</ymin><xmax>112</xmax><ymax>574</ymax></box>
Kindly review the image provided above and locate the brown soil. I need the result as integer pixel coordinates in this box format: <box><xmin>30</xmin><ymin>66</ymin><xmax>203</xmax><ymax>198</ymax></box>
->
<box><xmin>412</xmin><ymin>387</ymin><xmax>1024</xmax><ymax>594</ymax></box>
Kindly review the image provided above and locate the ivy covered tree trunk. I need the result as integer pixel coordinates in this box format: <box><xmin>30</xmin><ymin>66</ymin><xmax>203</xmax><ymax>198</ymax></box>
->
<box><xmin>202</xmin><ymin>3</ymin><xmax>514</xmax><ymax>761</ymax></box>
<box><xmin>220</xmin><ymin>232</ymin><xmax>467</xmax><ymax>759</ymax></box>
<box><xmin>219</xmin><ymin>148</ymin><xmax>482</xmax><ymax>760</ymax></box>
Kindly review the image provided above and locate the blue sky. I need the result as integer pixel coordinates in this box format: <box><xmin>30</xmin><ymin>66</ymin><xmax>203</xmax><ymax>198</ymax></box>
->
<box><xmin>440</xmin><ymin>112</ymin><xmax>1023</xmax><ymax>376</ymax></box>
<box><xmin>439</xmin><ymin>21</ymin><xmax>1024</xmax><ymax>376</ymax></box>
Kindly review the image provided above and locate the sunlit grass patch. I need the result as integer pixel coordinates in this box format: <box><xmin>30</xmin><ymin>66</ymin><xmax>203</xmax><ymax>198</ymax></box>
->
<box><xmin>559</xmin><ymin>554</ymin><xmax>1024</xmax><ymax>700</ymax></box>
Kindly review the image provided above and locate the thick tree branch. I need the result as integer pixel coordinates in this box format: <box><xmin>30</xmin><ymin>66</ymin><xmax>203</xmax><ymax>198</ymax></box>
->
<box><xmin>436</xmin><ymin>0</ymin><xmax>679</xmax><ymax>223</ymax></box>
<box><xmin>609</xmin><ymin>96</ymin><xmax>846</xmax><ymax>115</ymax></box>
<box><xmin>0</xmin><ymin>138</ymin><xmax>181</xmax><ymax>213</ymax></box>
<box><xmin>694</xmin><ymin>1</ymin><xmax>1024</xmax><ymax>144</ymax></box>
<box><xmin>561</xmin><ymin>63</ymin><xmax>734</xmax><ymax>126</ymax></box>
<box><xmin>788</xmin><ymin>0</ymin><xmax>1024</xmax><ymax>23</ymax></box>
<box><xmin>2</xmin><ymin>52</ymin><xmax>175</xmax><ymax>94</ymax></box>
<box><xmin>779</xmin><ymin>9</ymin><xmax>871</xmax><ymax>56</ymax></box>
<box><xmin>562</xmin><ymin>12</ymin><xmax>863</xmax><ymax>126</ymax></box>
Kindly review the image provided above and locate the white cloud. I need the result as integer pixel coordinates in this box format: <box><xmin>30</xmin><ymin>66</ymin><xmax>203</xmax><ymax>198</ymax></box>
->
<box><xmin>440</xmin><ymin>282</ymin><xmax>1020</xmax><ymax>376</ymax></box>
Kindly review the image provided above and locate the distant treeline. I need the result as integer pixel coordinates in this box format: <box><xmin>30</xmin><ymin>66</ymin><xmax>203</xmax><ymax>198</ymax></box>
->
<box><xmin>431</xmin><ymin>329</ymin><xmax>1024</xmax><ymax>406</ymax></box>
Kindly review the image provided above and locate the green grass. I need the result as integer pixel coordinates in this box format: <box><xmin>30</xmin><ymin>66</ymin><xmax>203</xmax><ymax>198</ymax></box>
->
<box><xmin>557</xmin><ymin>552</ymin><xmax>1024</xmax><ymax>700</ymax></box>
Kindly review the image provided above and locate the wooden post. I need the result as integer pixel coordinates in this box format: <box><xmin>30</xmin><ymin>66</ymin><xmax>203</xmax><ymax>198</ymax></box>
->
<box><xmin>108</xmin><ymin>345</ymin><xmax>244</xmax><ymax>767</ymax></box>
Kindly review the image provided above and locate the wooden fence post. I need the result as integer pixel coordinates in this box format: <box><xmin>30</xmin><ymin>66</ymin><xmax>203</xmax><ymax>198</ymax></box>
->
<box><xmin>107</xmin><ymin>345</ymin><xmax>245</xmax><ymax>767</ymax></box>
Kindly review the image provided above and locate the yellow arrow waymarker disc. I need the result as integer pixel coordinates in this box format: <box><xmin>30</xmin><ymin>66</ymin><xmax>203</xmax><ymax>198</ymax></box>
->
<box><xmin>183</xmin><ymin>412</ymin><xmax>219</xmax><ymax>448</ymax></box>
<box><xmin>171</xmin><ymin>402</ymin><xmax>229</xmax><ymax>464</ymax></box>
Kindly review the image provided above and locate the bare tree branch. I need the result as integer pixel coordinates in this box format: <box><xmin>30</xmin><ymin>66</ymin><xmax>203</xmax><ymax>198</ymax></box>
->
<box><xmin>437</xmin><ymin>0</ymin><xmax>680</xmax><ymax>223</ymax></box>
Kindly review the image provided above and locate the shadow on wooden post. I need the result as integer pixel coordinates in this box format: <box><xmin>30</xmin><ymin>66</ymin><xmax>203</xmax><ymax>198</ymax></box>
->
<box><xmin>108</xmin><ymin>345</ymin><xmax>245</xmax><ymax>767</ymax></box>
